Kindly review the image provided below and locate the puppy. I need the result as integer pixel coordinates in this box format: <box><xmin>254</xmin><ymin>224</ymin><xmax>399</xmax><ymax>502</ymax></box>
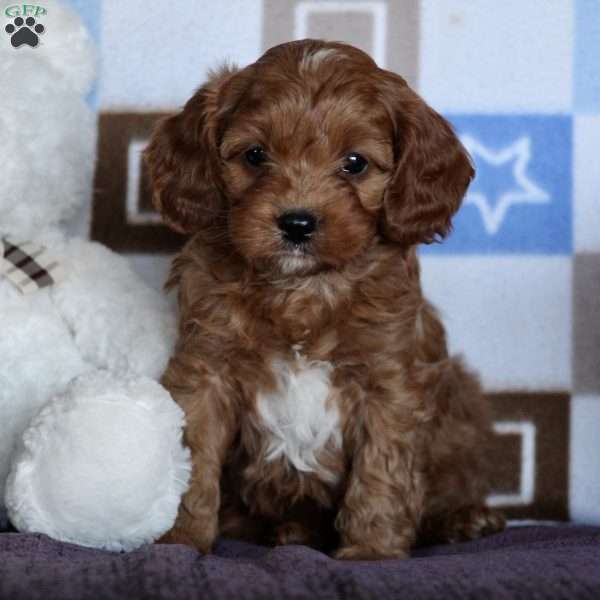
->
<box><xmin>144</xmin><ymin>39</ymin><xmax>505</xmax><ymax>560</ymax></box>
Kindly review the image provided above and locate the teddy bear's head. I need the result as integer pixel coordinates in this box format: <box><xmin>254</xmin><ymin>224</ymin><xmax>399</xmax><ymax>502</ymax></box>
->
<box><xmin>0</xmin><ymin>0</ymin><xmax>97</xmax><ymax>239</ymax></box>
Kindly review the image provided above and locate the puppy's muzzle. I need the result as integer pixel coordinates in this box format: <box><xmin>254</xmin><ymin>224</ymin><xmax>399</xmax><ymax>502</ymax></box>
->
<box><xmin>277</xmin><ymin>211</ymin><xmax>317</xmax><ymax>245</ymax></box>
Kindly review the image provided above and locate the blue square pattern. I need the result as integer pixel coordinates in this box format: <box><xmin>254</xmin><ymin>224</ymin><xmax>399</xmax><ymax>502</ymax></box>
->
<box><xmin>421</xmin><ymin>115</ymin><xmax>573</xmax><ymax>255</ymax></box>
<box><xmin>575</xmin><ymin>0</ymin><xmax>600</xmax><ymax>112</ymax></box>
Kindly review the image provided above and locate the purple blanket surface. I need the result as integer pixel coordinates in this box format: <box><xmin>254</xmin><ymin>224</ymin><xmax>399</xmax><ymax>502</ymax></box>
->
<box><xmin>1</xmin><ymin>526</ymin><xmax>600</xmax><ymax>600</ymax></box>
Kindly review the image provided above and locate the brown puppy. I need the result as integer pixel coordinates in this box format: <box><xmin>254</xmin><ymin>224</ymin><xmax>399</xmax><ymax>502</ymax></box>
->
<box><xmin>144</xmin><ymin>39</ymin><xmax>505</xmax><ymax>560</ymax></box>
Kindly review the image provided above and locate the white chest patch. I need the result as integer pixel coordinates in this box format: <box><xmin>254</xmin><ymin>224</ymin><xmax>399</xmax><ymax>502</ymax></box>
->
<box><xmin>256</xmin><ymin>356</ymin><xmax>341</xmax><ymax>481</ymax></box>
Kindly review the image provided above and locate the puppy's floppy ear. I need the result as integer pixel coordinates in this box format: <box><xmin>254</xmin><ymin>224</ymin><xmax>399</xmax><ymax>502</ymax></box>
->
<box><xmin>143</xmin><ymin>66</ymin><xmax>239</xmax><ymax>233</ymax></box>
<box><xmin>379</xmin><ymin>73</ymin><xmax>474</xmax><ymax>247</ymax></box>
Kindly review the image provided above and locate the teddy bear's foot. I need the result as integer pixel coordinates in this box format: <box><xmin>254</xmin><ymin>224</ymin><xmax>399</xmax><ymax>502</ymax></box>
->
<box><xmin>5</xmin><ymin>373</ymin><xmax>191</xmax><ymax>552</ymax></box>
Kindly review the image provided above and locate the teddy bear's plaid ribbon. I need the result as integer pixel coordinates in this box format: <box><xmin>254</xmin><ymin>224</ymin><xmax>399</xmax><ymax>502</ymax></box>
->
<box><xmin>0</xmin><ymin>236</ymin><xmax>64</xmax><ymax>294</ymax></box>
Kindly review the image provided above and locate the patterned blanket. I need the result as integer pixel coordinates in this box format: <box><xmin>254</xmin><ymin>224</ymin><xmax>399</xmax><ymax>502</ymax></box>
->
<box><xmin>86</xmin><ymin>0</ymin><xmax>600</xmax><ymax>523</ymax></box>
<box><xmin>3</xmin><ymin>0</ymin><xmax>598</xmax><ymax>525</ymax></box>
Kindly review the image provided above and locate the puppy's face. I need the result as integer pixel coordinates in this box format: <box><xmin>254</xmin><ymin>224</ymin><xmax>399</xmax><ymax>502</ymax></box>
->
<box><xmin>145</xmin><ymin>41</ymin><xmax>474</xmax><ymax>276</ymax></box>
<box><xmin>220</xmin><ymin>48</ymin><xmax>393</xmax><ymax>275</ymax></box>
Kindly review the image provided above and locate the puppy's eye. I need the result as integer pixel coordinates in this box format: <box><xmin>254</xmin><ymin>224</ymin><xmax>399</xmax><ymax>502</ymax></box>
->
<box><xmin>245</xmin><ymin>145</ymin><xmax>268</xmax><ymax>167</ymax></box>
<box><xmin>341</xmin><ymin>152</ymin><xmax>368</xmax><ymax>175</ymax></box>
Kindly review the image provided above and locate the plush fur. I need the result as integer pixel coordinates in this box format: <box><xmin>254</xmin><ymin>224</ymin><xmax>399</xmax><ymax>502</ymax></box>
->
<box><xmin>0</xmin><ymin>0</ymin><xmax>188</xmax><ymax>552</ymax></box>
<box><xmin>144</xmin><ymin>39</ymin><xmax>505</xmax><ymax>560</ymax></box>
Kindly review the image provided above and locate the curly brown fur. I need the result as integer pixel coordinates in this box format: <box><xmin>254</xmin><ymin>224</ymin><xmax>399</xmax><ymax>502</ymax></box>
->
<box><xmin>145</xmin><ymin>39</ymin><xmax>505</xmax><ymax>560</ymax></box>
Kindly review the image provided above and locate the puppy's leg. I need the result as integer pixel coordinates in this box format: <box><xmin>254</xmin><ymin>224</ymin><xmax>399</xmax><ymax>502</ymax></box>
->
<box><xmin>334</xmin><ymin>393</ymin><xmax>425</xmax><ymax>560</ymax></box>
<box><xmin>418</xmin><ymin>357</ymin><xmax>505</xmax><ymax>545</ymax></box>
<box><xmin>159</xmin><ymin>360</ymin><xmax>238</xmax><ymax>553</ymax></box>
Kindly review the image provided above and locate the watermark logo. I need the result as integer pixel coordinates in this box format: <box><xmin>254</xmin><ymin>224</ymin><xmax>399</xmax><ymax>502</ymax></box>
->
<box><xmin>4</xmin><ymin>4</ymin><xmax>46</xmax><ymax>47</ymax></box>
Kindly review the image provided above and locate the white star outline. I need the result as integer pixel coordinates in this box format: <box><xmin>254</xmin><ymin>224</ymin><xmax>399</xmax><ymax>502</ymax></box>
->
<box><xmin>460</xmin><ymin>135</ymin><xmax>550</xmax><ymax>235</ymax></box>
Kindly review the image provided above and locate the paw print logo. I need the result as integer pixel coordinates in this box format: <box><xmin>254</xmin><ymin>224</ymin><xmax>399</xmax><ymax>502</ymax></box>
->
<box><xmin>5</xmin><ymin>16</ymin><xmax>45</xmax><ymax>48</ymax></box>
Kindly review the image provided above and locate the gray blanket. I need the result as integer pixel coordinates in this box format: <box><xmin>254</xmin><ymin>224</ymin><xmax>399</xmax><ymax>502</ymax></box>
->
<box><xmin>1</xmin><ymin>526</ymin><xmax>599</xmax><ymax>599</ymax></box>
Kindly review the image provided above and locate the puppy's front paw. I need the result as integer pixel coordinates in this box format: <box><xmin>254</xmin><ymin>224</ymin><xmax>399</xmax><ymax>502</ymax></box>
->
<box><xmin>434</xmin><ymin>505</ymin><xmax>506</xmax><ymax>544</ymax></box>
<box><xmin>334</xmin><ymin>545</ymin><xmax>409</xmax><ymax>561</ymax></box>
<box><xmin>157</xmin><ymin>516</ymin><xmax>218</xmax><ymax>553</ymax></box>
<box><xmin>275</xmin><ymin>521</ymin><xmax>312</xmax><ymax>546</ymax></box>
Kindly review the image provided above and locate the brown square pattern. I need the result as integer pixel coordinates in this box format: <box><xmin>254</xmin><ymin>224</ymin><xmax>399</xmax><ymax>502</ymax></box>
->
<box><xmin>262</xmin><ymin>0</ymin><xmax>420</xmax><ymax>88</ymax></box>
<box><xmin>91</xmin><ymin>112</ymin><xmax>187</xmax><ymax>253</ymax></box>
<box><xmin>488</xmin><ymin>393</ymin><xmax>570</xmax><ymax>521</ymax></box>
<box><xmin>573</xmin><ymin>253</ymin><xmax>600</xmax><ymax>394</ymax></box>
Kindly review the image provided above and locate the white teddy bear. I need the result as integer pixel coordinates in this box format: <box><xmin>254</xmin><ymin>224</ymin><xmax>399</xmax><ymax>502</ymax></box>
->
<box><xmin>0</xmin><ymin>0</ymin><xmax>190</xmax><ymax>551</ymax></box>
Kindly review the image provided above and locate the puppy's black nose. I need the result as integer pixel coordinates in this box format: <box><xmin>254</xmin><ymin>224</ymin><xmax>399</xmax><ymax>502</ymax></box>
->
<box><xmin>277</xmin><ymin>211</ymin><xmax>317</xmax><ymax>244</ymax></box>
